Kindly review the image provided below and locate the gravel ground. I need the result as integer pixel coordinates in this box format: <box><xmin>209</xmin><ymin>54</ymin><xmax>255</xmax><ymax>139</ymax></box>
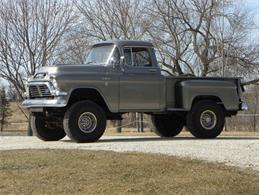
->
<box><xmin>0</xmin><ymin>135</ymin><xmax>258</xmax><ymax>170</ymax></box>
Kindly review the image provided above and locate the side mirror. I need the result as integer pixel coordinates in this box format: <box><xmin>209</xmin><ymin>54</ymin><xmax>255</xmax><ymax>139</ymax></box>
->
<box><xmin>109</xmin><ymin>57</ymin><xmax>120</xmax><ymax>69</ymax></box>
<box><xmin>120</xmin><ymin>56</ymin><xmax>125</xmax><ymax>65</ymax></box>
<box><xmin>109</xmin><ymin>57</ymin><xmax>116</xmax><ymax>68</ymax></box>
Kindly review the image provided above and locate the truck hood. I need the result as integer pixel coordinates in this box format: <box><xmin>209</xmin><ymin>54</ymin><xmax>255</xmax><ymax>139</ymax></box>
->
<box><xmin>38</xmin><ymin>64</ymin><xmax>108</xmax><ymax>75</ymax></box>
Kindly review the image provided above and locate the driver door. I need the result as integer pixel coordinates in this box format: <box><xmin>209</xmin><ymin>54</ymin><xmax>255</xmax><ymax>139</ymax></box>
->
<box><xmin>119</xmin><ymin>47</ymin><xmax>163</xmax><ymax>111</ymax></box>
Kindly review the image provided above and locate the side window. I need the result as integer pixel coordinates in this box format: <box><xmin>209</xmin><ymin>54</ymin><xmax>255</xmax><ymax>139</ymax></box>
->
<box><xmin>123</xmin><ymin>48</ymin><xmax>133</xmax><ymax>66</ymax></box>
<box><xmin>123</xmin><ymin>47</ymin><xmax>152</xmax><ymax>67</ymax></box>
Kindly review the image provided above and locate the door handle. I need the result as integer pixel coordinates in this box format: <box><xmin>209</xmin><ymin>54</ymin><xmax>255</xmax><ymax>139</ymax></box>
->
<box><xmin>102</xmin><ymin>77</ymin><xmax>111</xmax><ymax>81</ymax></box>
<box><xmin>148</xmin><ymin>69</ymin><xmax>157</xmax><ymax>72</ymax></box>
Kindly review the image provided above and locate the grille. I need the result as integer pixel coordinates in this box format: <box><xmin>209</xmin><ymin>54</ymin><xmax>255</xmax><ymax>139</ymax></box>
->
<box><xmin>29</xmin><ymin>84</ymin><xmax>52</xmax><ymax>98</ymax></box>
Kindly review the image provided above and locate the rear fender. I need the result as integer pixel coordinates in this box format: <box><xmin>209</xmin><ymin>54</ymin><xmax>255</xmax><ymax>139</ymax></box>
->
<box><xmin>177</xmin><ymin>80</ymin><xmax>240</xmax><ymax>111</ymax></box>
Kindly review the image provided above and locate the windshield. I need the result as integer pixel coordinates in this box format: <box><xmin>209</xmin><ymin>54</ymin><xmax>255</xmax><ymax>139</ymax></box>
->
<box><xmin>85</xmin><ymin>44</ymin><xmax>115</xmax><ymax>65</ymax></box>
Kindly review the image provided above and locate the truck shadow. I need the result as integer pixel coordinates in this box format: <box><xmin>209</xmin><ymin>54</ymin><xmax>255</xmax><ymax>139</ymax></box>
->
<box><xmin>96</xmin><ymin>136</ymin><xmax>258</xmax><ymax>143</ymax></box>
<box><xmin>62</xmin><ymin>136</ymin><xmax>258</xmax><ymax>143</ymax></box>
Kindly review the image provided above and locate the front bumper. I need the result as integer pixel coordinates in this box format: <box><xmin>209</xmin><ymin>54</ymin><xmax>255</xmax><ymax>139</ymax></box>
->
<box><xmin>22</xmin><ymin>98</ymin><xmax>67</xmax><ymax>108</ymax></box>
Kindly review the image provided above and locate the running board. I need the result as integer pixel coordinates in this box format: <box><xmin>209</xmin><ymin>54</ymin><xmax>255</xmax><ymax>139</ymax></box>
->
<box><xmin>167</xmin><ymin>108</ymin><xmax>189</xmax><ymax>112</ymax></box>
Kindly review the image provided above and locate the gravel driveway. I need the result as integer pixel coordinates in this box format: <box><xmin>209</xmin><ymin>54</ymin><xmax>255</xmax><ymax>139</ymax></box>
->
<box><xmin>0</xmin><ymin>135</ymin><xmax>258</xmax><ymax>170</ymax></box>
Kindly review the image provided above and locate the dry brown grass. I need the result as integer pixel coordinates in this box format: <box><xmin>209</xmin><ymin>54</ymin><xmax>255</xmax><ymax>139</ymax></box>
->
<box><xmin>2</xmin><ymin>102</ymin><xmax>28</xmax><ymax>131</ymax></box>
<box><xmin>0</xmin><ymin>150</ymin><xmax>258</xmax><ymax>195</ymax></box>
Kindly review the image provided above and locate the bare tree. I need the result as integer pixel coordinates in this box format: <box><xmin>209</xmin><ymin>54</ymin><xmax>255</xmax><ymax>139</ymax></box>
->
<box><xmin>0</xmin><ymin>0</ymin><xmax>258</xmax><ymax>99</ymax></box>
<box><xmin>0</xmin><ymin>86</ymin><xmax>7</xmax><ymax>132</ymax></box>
<box><xmin>76</xmin><ymin>0</ymin><xmax>152</xmax><ymax>41</ymax></box>
<box><xmin>55</xmin><ymin>30</ymin><xmax>92</xmax><ymax>64</ymax></box>
<box><xmin>0</xmin><ymin>0</ymin><xmax>76</xmax><ymax>99</ymax></box>
<box><xmin>146</xmin><ymin>0</ymin><xmax>257</xmax><ymax>79</ymax></box>
<box><xmin>148</xmin><ymin>0</ymin><xmax>194</xmax><ymax>75</ymax></box>
<box><xmin>162</xmin><ymin>0</ymin><xmax>223</xmax><ymax>76</ymax></box>
<box><xmin>221</xmin><ymin>7</ymin><xmax>258</xmax><ymax>79</ymax></box>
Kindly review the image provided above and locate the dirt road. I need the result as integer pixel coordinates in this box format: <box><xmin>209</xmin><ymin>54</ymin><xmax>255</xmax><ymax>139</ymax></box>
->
<box><xmin>0</xmin><ymin>135</ymin><xmax>258</xmax><ymax>170</ymax></box>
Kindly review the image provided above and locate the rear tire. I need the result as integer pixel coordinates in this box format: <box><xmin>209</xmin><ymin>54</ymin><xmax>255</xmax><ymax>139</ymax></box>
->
<box><xmin>63</xmin><ymin>101</ymin><xmax>106</xmax><ymax>143</ymax></box>
<box><xmin>186</xmin><ymin>100</ymin><xmax>225</xmax><ymax>138</ymax></box>
<box><xmin>30</xmin><ymin>114</ymin><xmax>66</xmax><ymax>141</ymax></box>
<box><xmin>152</xmin><ymin>114</ymin><xmax>184</xmax><ymax>137</ymax></box>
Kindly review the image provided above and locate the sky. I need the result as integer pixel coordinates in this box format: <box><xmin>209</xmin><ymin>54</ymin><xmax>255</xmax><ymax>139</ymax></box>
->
<box><xmin>244</xmin><ymin>0</ymin><xmax>259</xmax><ymax>23</ymax></box>
<box><xmin>238</xmin><ymin>0</ymin><xmax>259</xmax><ymax>41</ymax></box>
<box><xmin>242</xmin><ymin>0</ymin><xmax>259</xmax><ymax>40</ymax></box>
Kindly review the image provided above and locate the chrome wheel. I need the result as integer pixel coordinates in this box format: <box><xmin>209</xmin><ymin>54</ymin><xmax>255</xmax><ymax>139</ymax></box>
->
<box><xmin>199</xmin><ymin>110</ymin><xmax>217</xmax><ymax>130</ymax></box>
<box><xmin>78</xmin><ymin>112</ymin><xmax>97</xmax><ymax>133</ymax></box>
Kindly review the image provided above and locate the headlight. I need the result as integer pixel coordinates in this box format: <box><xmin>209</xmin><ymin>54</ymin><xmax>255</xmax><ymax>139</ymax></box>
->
<box><xmin>48</xmin><ymin>74</ymin><xmax>56</xmax><ymax>80</ymax></box>
<box><xmin>47</xmin><ymin>74</ymin><xmax>58</xmax><ymax>88</ymax></box>
<box><xmin>23</xmin><ymin>91</ymin><xmax>28</xmax><ymax>99</ymax></box>
<box><xmin>34</xmin><ymin>73</ymin><xmax>47</xmax><ymax>79</ymax></box>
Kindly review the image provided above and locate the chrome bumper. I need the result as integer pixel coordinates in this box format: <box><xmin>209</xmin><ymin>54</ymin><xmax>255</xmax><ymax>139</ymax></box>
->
<box><xmin>239</xmin><ymin>101</ymin><xmax>248</xmax><ymax>111</ymax></box>
<box><xmin>22</xmin><ymin>98</ymin><xmax>67</xmax><ymax>108</ymax></box>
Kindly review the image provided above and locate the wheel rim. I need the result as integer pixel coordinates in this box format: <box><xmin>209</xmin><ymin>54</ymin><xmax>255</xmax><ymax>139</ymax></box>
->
<box><xmin>199</xmin><ymin>110</ymin><xmax>217</xmax><ymax>130</ymax></box>
<box><xmin>78</xmin><ymin>112</ymin><xmax>97</xmax><ymax>133</ymax></box>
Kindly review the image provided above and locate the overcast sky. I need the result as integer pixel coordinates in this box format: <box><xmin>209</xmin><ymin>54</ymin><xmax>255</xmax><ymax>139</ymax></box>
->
<box><xmin>244</xmin><ymin>0</ymin><xmax>259</xmax><ymax>24</ymax></box>
<box><xmin>239</xmin><ymin>0</ymin><xmax>259</xmax><ymax>41</ymax></box>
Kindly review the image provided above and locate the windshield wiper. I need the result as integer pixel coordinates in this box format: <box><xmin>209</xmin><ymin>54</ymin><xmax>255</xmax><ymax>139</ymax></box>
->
<box><xmin>85</xmin><ymin>61</ymin><xmax>107</xmax><ymax>66</ymax></box>
<box><xmin>86</xmin><ymin>61</ymin><xmax>96</xmax><ymax>64</ymax></box>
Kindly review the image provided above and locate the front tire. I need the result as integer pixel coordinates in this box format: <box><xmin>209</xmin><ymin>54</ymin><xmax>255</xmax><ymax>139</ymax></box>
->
<box><xmin>63</xmin><ymin>101</ymin><xmax>106</xmax><ymax>143</ymax></box>
<box><xmin>186</xmin><ymin>100</ymin><xmax>225</xmax><ymax>138</ymax></box>
<box><xmin>30</xmin><ymin>114</ymin><xmax>66</xmax><ymax>141</ymax></box>
<box><xmin>152</xmin><ymin>114</ymin><xmax>184</xmax><ymax>137</ymax></box>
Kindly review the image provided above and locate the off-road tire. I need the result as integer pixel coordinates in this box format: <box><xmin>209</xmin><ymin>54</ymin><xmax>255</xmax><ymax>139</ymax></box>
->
<box><xmin>63</xmin><ymin>101</ymin><xmax>106</xmax><ymax>143</ymax></box>
<box><xmin>186</xmin><ymin>100</ymin><xmax>225</xmax><ymax>138</ymax></box>
<box><xmin>30</xmin><ymin>114</ymin><xmax>66</xmax><ymax>141</ymax></box>
<box><xmin>152</xmin><ymin>114</ymin><xmax>184</xmax><ymax>137</ymax></box>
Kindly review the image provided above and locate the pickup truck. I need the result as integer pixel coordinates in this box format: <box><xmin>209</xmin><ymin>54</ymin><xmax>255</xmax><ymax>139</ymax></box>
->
<box><xmin>23</xmin><ymin>40</ymin><xmax>248</xmax><ymax>142</ymax></box>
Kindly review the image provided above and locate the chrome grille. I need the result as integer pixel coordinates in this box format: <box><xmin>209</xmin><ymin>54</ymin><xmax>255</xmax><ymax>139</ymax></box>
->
<box><xmin>29</xmin><ymin>84</ymin><xmax>52</xmax><ymax>98</ymax></box>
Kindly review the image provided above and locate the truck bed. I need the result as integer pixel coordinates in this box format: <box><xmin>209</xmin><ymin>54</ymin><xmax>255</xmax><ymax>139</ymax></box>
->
<box><xmin>165</xmin><ymin>76</ymin><xmax>242</xmax><ymax>109</ymax></box>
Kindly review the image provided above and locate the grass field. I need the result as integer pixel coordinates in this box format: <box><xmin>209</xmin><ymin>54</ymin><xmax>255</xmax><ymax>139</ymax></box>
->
<box><xmin>0</xmin><ymin>150</ymin><xmax>258</xmax><ymax>194</ymax></box>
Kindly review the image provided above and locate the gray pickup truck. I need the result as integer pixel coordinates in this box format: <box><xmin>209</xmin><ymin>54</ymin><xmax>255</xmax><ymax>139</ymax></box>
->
<box><xmin>23</xmin><ymin>40</ymin><xmax>247</xmax><ymax>142</ymax></box>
